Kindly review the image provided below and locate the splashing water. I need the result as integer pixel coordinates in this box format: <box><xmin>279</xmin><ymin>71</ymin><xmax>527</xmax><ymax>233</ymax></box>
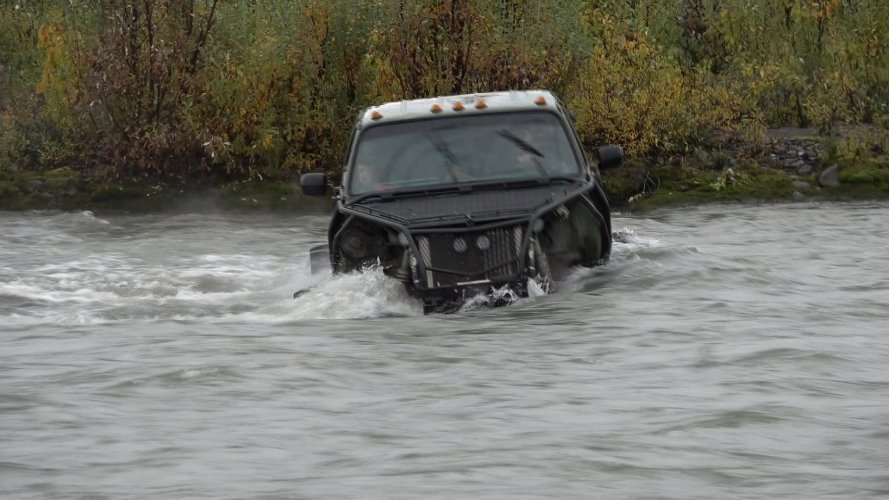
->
<box><xmin>280</xmin><ymin>270</ymin><xmax>549</xmax><ymax>318</ymax></box>
<box><xmin>0</xmin><ymin>212</ymin><xmax>672</xmax><ymax>324</ymax></box>
<box><xmin>261</xmin><ymin>266</ymin><xmax>424</xmax><ymax>320</ymax></box>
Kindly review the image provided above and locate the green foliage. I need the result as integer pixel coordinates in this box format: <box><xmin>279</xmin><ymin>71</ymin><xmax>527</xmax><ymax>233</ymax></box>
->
<box><xmin>826</xmin><ymin>158</ymin><xmax>889</xmax><ymax>199</ymax></box>
<box><xmin>1</xmin><ymin>0</ymin><xmax>887</xmax><ymax>184</ymax></box>
<box><xmin>0</xmin><ymin>1</ymin><xmax>74</xmax><ymax>169</ymax></box>
<box><xmin>370</xmin><ymin>0</ymin><xmax>585</xmax><ymax>99</ymax></box>
<box><xmin>833</xmin><ymin>128</ymin><xmax>889</xmax><ymax>160</ymax></box>
<box><xmin>567</xmin><ymin>1</ymin><xmax>748</xmax><ymax>156</ymax></box>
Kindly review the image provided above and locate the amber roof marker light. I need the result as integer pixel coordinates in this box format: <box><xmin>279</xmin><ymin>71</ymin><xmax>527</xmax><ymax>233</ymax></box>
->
<box><xmin>475</xmin><ymin>99</ymin><xmax>487</xmax><ymax>109</ymax></box>
<box><xmin>535</xmin><ymin>96</ymin><xmax>547</xmax><ymax>106</ymax></box>
<box><xmin>370</xmin><ymin>110</ymin><xmax>383</xmax><ymax>120</ymax></box>
<box><xmin>430</xmin><ymin>103</ymin><xmax>443</xmax><ymax>113</ymax></box>
<box><xmin>453</xmin><ymin>101</ymin><xmax>465</xmax><ymax>111</ymax></box>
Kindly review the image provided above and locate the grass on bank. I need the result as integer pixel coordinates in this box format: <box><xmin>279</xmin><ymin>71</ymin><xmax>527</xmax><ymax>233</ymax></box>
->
<box><xmin>603</xmin><ymin>151</ymin><xmax>889</xmax><ymax>211</ymax></box>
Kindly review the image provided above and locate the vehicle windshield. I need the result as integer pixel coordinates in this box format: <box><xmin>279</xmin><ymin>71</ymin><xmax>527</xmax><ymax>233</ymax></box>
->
<box><xmin>347</xmin><ymin>111</ymin><xmax>582</xmax><ymax>196</ymax></box>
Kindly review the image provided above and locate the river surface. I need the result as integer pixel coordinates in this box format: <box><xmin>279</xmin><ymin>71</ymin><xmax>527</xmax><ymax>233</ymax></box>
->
<box><xmin>1</xmin><ymin>202</ymin><xmax>888</xmax><ymax>499</ymax></box>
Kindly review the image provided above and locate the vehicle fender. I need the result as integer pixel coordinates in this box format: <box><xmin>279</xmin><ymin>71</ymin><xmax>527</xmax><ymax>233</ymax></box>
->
<box><xmin>327</xmin><ymin>209</ymin><xmax>347</xmax><ymax>272</ymax></box>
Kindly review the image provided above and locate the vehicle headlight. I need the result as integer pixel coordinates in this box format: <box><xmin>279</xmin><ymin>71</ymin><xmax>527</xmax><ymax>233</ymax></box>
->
<box><xmin>341</xmin><ymin>229</ymin><xmax>368</xmax><ymax>259</ymax></box>
<box><xmin>453</xmin><ymin>237</ymin><xmax>468</xmax><ymax>253</ymax></box>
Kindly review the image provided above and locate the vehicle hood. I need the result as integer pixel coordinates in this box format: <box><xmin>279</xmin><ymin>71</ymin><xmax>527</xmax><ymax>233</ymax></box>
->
<box><xmin>344</xmin><ymin>183</ymin><xmax>584</xmax><ymax>227</ymax></box>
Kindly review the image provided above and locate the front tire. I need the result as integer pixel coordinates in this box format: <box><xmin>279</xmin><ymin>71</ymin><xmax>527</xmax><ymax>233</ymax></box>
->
<box><xmin>532</xmin><ymin>238</ymin><xmax>554</xmax><ymax>294</ymax></box>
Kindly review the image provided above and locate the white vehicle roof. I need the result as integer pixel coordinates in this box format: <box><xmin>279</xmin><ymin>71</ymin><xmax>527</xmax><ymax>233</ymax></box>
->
<box><xmin>359</xmin><ymin>90</ymin><xmax>561</xmax><ymax>128</ymax></box>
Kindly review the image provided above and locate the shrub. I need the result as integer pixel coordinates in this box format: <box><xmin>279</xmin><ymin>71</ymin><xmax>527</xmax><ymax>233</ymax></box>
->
<box><xmin>2</xmin><ymin>0</ymin><xmax>887</xmax><ymax>184</ymax></box>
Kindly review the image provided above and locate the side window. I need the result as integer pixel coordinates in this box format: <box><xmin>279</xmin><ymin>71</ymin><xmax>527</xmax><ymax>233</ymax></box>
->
<box><xmin>343</xmin><ymin>127</ymin><xmax>359</xmax><ymax>190</ymax></box>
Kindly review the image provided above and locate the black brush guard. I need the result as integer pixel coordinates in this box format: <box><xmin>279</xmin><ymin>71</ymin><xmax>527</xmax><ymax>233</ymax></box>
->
<box><xmin>400</xmin><ymin>220</ymin><xmax>542</xmax><ymax>313</ymax></box>
<box><xmin>324</xmin><ymin>182</ymin><xmax>611</xmax><ymax>312</ymax></box>
<box><xmin>413</xmin><ymin>225</ymin><xmax>525</xmax><ymax>288</ymax></box>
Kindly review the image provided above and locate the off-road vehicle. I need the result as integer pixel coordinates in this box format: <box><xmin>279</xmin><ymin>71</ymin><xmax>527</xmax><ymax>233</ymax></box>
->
<box><xmin>300</xmin><ymin>90</ymin><xmax>622</xmax><ymax>312</ymax></box>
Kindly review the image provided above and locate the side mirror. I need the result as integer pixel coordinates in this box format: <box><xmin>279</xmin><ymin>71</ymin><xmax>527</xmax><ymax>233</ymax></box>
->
<box><xmin>597</xmin><ymin>145</ymin><xmax>623</xmax><ymax>170</ymax></box>
<box><xmin>300</xmin><ymin>173</ymin><xmax>327</xmax><ymax>196</ymax></box>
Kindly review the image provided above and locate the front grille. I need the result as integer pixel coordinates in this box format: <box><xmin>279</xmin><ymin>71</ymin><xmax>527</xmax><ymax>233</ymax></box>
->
<box><xmin>415</xmin><ymin>226</ymin><xmax>524</xmax><ymax>287</ymax></box>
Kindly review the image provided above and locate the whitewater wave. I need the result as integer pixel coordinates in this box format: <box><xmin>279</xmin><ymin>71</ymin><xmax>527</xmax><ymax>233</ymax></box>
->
<box><xmin>254</xmin><ymin>265</ymin><xmax>423</xmax><ymax>320</ymax></box>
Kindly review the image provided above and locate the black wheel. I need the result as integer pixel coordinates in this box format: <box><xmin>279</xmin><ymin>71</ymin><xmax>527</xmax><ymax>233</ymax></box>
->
<box><xmin>532</xmin><ymin>238</ymin><xmax>554</xmax><ymax>294</ymax></box>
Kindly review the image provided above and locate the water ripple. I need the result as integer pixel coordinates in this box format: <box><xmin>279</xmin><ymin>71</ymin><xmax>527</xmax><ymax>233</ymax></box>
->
<box><xmin>1</xmin><ymin>203</ymin><xmax>888</xmax><ymax>498</ymax></box>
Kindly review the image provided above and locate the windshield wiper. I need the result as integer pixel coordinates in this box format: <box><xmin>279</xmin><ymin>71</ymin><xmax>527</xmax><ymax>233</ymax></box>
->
<box><xmin>496</xmin><ymin>129</ymin><xmax>549</xmax><ymax>177</ymax></box>
<box><xmin>427</xmin><ymin>134</ymin><xmax>460</xmax><ymax>182</ymax></box>
<box><xmin>347</xmin><ymin>184</ymin><xmax>465</xmax><ymax>205</ymax></box>
<box><xmin>496</xmin><ymin>129</ymin><xmax>545</xmax><ymax>157</ymax></box>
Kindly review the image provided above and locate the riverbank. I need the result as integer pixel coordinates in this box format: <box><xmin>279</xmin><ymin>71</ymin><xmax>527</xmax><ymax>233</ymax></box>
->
<box><xmin>603</xmin><ymin>128</ymin><xmax>889</xmax><ymax>211</ymax></box>
<box><xmin>0</xmin><ymin>167</ymin><xmax>333</xmax><ymax>213</ymax></box>
<box><xmin>1</xmin><ymin>130</ymin><xmax>887</xmax><ymax>213</ymax></box>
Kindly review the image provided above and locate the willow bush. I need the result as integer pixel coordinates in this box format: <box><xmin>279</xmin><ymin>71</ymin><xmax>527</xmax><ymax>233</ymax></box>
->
<box><xmin>566</xmin><ymin>2</ymin><xmax>743</xmax><ymax>157</ymax></box>
<box><xmin>0</xmin><ymin>1</ymin><xmax>72</xmax><ymax>168</ymax></box>
<box><xmin>369</xmin><ymin>1</ymin><xmax>586</xmax><ymax>99</ymax></box>
<box><xmin>1</xmin><ymin>0</ymin><xmax>887</xmax><ymax>181</ymax></box>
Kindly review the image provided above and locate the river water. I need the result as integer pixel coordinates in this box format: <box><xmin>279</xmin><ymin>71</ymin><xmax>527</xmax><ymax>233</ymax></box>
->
<box><xmin>1</xmin><ymin>202</ymin><xmax>888</xmax><ymax>499</ymax></box>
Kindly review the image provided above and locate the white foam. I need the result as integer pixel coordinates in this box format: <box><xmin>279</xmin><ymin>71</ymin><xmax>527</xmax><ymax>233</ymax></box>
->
<box><xmin>526</xmin><ymin>277</ymin><xmax>549</xmax><ymax>297</ymax></box>
<box><xmin>247</xmin><ymin>265</ymin><xmax>423</xmax><ymax>320</ymax></box>
<box><xmin>612</xmin><ymin>227</ymin><xmax>664</xmax><ymax>251</ymax></box>
<box><xmin>79</xmin><ymin>210</ymin><xmax>110</xmax><ymax>224</ymax></box>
